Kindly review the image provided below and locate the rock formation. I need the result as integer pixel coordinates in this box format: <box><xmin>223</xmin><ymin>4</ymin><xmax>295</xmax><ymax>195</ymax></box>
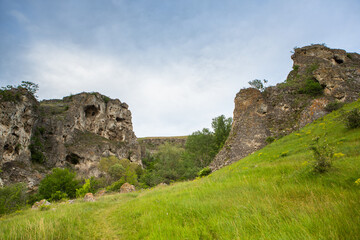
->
<box><xmin>0</xmin><ymin>91</ymin><xmax>141</xmax><ymax>188</ymax></box>
<box><xmin>210</xmin><ymin>45</ymin><xmax>360</xmax><ymax>170</ymax></box>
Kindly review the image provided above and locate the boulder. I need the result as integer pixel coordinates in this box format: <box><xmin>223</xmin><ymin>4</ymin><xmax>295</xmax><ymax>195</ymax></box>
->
<box><xmin>120</xmin><ymin>183</ymin><xmax>136</xmax><ymax>193</ymax></box>
<box><xmin>83</xmin><ymin>193</ymin><xmax>95</xmax><ymax>202</ymax></box>
<box><xmin>32</xmin><ymin>199</ymin><xmax>51</xmax><ymax>209</ymax></box>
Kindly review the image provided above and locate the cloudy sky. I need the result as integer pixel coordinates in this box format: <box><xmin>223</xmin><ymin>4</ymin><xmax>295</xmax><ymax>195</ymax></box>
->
<box><xmin>1</xmin><ymin>0</ymin><xmax>360</xmax><ymax>137</ymax></box>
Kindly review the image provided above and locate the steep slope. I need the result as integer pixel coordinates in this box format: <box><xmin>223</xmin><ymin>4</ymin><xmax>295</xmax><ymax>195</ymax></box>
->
<box><xmin>0</xmin><ymin>91</ymin><xmax>141</xmax><ymax>188</ymax></box>
<box><xmin>1</xmin><ymin>99</ymin><xmax>359</xmax><ymax>239</ymax></box>
<box><xmin>211</xmin><ymin>44</ymin><xmax>360</xmax><ymax>170</ymax></box>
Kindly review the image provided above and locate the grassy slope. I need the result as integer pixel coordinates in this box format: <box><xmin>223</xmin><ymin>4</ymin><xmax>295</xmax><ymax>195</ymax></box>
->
<box><xmin>1</xmin><ymin>100</ymin><xmax>360</xmax><ymax>240</ymax></box>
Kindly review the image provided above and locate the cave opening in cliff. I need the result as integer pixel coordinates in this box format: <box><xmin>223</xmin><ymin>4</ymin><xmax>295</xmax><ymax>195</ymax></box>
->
<box><xmin>116</xmin><ymin>117</ymin><xmax>125</xmax><ymax>122</ymax></box>
<box><xmin>84</xmin><ymin>105</ymin><xmax>99</xmax><ymax>118</ymax></box>
<box><xmin>66</xmin><ymin>153</ymin><xmax>81</xmax><ymax>164</ymax></box>
<box><xmin>334</xmin><ymin>56</ymin><xmax>344</xmax><ymax>64</ymax></box>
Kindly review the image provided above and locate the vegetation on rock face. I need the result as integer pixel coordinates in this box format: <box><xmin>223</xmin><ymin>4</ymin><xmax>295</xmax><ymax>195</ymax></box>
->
<box><xmin>248</xmin><ymin>79</ymin><xmax>268</xmax><ymax>91</ymax></box>
<box><xmin>0</xmin><ymin>81</ymin><xmax>39</xmax><ymax>102</ymax></box>
<box><xmin>29</xmin><ymin>128</ymin><xmax>46</xmax><ymax>164</ymax></box>
<box><xmin>1</xmin><ymin>100</ymin><xmax>359</xmax><ymax>239</ymax></box>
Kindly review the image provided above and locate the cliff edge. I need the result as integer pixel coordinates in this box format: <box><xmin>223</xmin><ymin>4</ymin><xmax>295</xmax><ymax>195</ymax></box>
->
<box><xmin>210</xmin><ymin>44</ymin><xmax>360</xmax><ymax>170</ymax></box>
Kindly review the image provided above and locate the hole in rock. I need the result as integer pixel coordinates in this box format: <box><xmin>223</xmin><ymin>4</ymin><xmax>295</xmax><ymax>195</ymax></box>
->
<box><xmin>334</xmin><ymin>56</ymin><xmax>344</xmax><ymax>64</ymax></box>
<box><xmin>84</xmin><ymin>105</ymin><xmax>99</xmax><ymax>118</ymax></box>
<box><xmin>66</xmin><ymin>153</ymin><xmax>81</xmax><ymax>164</ymax></box>
<box><xmin>116</xmin><ymin>117</ymin><xmax>125</xmax><ymax>122</ymax></box>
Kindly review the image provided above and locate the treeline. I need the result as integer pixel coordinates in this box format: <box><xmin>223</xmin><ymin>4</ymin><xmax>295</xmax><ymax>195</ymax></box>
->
<box><xmin>139</xmin><ymin>115</ymin><xmax>232</xmax><ymax>187</ymax></box>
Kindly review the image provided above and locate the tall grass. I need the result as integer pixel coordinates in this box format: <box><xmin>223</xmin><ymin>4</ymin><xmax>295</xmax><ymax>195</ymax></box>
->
<box><xmin>1</xmin><ymin>100</ymin><xmax>360</xmax><ymax>239</ymax></box>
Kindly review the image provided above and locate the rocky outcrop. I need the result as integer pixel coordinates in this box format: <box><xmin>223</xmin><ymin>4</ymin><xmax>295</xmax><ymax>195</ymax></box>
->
<box><xmin>120</xmin><ymin>182</ymin><xmax>136</xmax><ymax>193</ymax></box>
<box><xmin>210</xmin><ymin>45</ymin><xmax>360</xmax><ymax>170</ymax></box>
<box><xmin>0</xmin><ymin>91</ymin><xmax>141</xmax><ymax>187</ymax></box>
<box><xmin>138</xmin><ymin>136</ymin><xmax>187</xmax><ymax>158</ymax></box>
<box><xmin>0</xmin><ymin>89</ymin><xmax>43</xmax><ymax>189</ymax></box>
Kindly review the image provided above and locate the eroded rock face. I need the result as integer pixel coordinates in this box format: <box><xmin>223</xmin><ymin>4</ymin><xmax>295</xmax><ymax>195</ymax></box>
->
<box><xmin>0</xmin><ymin>89</ymin><xmax>44</xmax><ymax>187</ymax></box>
<box><xmin>210</xmin><ymin>45</ymin><xmax>360</xmax><ymax>171</ymax></box>
<box><xmin>0</xmin><ymin>91</ymin><xmax>141</xmax><ymax>186</ymax></box>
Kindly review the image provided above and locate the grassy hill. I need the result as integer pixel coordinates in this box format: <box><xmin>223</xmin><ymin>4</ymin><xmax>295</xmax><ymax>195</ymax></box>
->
<box><xmin>1</xmin><ymin>100</ymin><xmax>360</xmax><ymax>239</ymax></box>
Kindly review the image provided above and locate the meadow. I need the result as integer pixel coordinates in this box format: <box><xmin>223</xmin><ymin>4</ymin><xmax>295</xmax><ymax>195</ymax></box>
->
<box><xmin>1</xmin><ymin>100</ymin><xmax>360</xmax><ymax>240</ymax></box>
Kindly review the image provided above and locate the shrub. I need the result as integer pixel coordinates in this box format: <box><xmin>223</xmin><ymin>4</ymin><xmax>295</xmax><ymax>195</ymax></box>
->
<box><xmin>298</xmin><ymin>78</ymin><xmax>323</xmax><ymax>96</ymax></box>
<box><xmin>39</xmin><ymin>205</ymin><xmax>51</xmax><ymax>211</ymax></box>
<box><xmin>0</xmin><ymin>183</ymin><xmax>28</xmax><ymax>215</ymax></box>
<box><xmin>49</xmin><ymin>191</ymin><xmax>68</xmax><ymax>202</ymax></box>
<box><xmin>310</xmin><ymin>137</ymin><xmax>333</xmax><ymax>173</ymax></box>
<box><xmin>29</xmin><ymin>128</ymin><xmax>46</xmax><ymax>163</ymax></box>
<box><xmin>76</xmin><ymin>179</ymin><xmax>91</xmax><ymax>198</ymax></box>
<box><xmin>38</xmin><ymin>168</ymin><xmax>80</xmax><ymax>199</ymax></box>
<box><xmin>197</xmin><ymin>167</ymin><xmax>212</xmax><ymax>177</ymax></box>
<box><xmin>325</xmin><ymin>101</ymin><xmax>344</xmax><ymax>112</ymax></box>
<box><xmin>248</xmin><ymin>79</ymin><xmax>268</xmax><ymax>92</ymax></box>
<box><xmin>106</xmin><ymin>178</ymin><xmax>126</xmax><ymax>192</ymax></box>
<box><xmin>99</xmin><ymin>156</ymin><xmax>139</xmax><ymax>186</ymax></box>
<box><xmin>345</xmin><ymin>109</ymin><xmax>360</xmax><ymax>129</ymax></box>
<box><xmin>265</xmin><ymin>136</ymin><xmax>275</xmax><ymax>144</ymax></box>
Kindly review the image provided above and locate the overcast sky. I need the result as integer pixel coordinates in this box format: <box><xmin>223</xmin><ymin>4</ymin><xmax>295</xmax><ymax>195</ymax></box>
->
<box><xmin>1</xmin><ymin>0</ymin><xmax>360</xmax><ymax>137</ymax></box>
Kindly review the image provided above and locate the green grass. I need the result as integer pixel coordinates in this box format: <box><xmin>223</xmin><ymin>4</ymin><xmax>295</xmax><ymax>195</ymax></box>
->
<box><xmin>1</xmin><ymin>100</ymin><xmax>360</xmax><ymax>239</ymax></box>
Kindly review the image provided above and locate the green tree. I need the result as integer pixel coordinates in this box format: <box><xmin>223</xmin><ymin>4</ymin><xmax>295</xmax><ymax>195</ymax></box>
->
<box><xmin>185</xmin><ymin>128</ymin><xmax>216</xmax><ymax>167</ymax></box>
<box><xmin>38</xmin><ymin>168</ymin><xmax>80</xmax><ymax>199</ymax></box>
<box><xmin>212</xmin><ymin>115</ymin><xmax>232</xmax><ymax>152</ymax></box>
<box><xmin>248</xmin><ymin>79</ymin><xmax>268</xmax><ymax>91</ymax></box>
<box><xmin>19</xmin><ymin>81</ymin><xmax>39</xmax><ymax>96</ymax></box>
<box><xmin>184</xmin><ymin>115</ymin><xmax>232</xmax><ymax>168</ymax></box>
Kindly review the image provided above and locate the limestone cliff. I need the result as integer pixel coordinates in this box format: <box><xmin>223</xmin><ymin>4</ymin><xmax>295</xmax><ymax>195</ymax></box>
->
<box><xmin>0</xmin><ymin>91</ymin><xmax>141</xmax><ymax>188</ymax></box>
<box><xmin>210</xmin><ymin>45</ymin><xmax>360</xmax><ymax>170</ymax></box>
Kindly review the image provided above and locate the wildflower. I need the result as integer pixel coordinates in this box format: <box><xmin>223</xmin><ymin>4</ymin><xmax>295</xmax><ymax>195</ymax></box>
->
<box><xmin>333</xmin><ymin>153</ymin><xmax>345</xmax><ymax>158</ymax></box>
<box><xmin>258</xmin><ymin>153</ymin><xmax>263</xmax><ymax>157</ymax></box>
<box><xmin>355</xmin><ymin>178</ymin><xmax>360</xmax><ymax>185</ymax></box>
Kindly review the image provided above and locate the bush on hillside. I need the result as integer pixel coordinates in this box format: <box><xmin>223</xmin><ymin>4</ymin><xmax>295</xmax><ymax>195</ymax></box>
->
<box><xmin>38</xmin><ymin>168</ymin><xmax>80</xmax><ymax>200</ymax></box>
<box><xmin>0</xmin><ymin>183</ymin><xmax>28</xmax><ymax>215</ymax></box>
<box><xmin>345</xmin><ymin>108</ymin><xmax>360</xmax><ymax>129</ymax></box>
<box><xmin>310</xmin><ymin>137</ymin><xmax>333</xmax><ymax>173</ymax></box>
<box><xmin>49</xmin><ymin>191</ymin><xmax>68</xmax><ymax>202</ymax></box>
<box><xmin>197</xmin><ymin>167</ymin><xmax>212</xmax><ymax>177</ymax></box>
<box><xmin>325</xmin><ymin>101</ymin><xmax>344</xmax><ymax>112</ymax></box>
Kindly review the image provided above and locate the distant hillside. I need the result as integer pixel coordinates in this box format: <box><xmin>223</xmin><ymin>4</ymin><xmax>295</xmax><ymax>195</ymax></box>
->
<box><xmin>138</xmin><ymin>136</ymin><xmax>188</xmax><ymax>158</ymax></box>
<box><xmin>1</xmin><ymin>99</ymin><xmax>359</xmax><ymax>239</ymax></box>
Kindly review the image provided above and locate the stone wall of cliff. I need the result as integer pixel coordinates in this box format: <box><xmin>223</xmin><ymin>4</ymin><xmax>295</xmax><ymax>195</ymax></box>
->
<box><xmin>0</xmin><ymin>91</ymin><xmax>141</xmax><ymax>188</ymax></box>
<box><xmin>210</xmin><ymin>45</ymin><xmax>360</xmax><ymax>170</ymax></box>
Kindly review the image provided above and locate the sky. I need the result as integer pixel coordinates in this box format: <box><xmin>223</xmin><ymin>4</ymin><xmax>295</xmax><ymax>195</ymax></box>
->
<box><xmin>1</xmin><ymin>0</ymin><xmax>360</xmax><ymax>137</ymax></box>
